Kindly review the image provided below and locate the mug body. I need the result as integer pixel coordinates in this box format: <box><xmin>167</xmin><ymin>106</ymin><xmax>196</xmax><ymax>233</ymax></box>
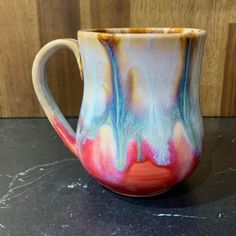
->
<box><xmin>77</xmin><ymin>28</ymin><xmax>206</xmax><ymax>196</ymax></box>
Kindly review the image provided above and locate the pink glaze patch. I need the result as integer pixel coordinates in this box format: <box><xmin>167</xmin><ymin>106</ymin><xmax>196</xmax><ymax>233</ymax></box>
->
<box><xmin>80</xmin><ymin>126</ymin><xmax>124</xmax><ymax>184</ymax></box>
<box><xmin>80</xmin><ymin>130</ymin><xmax>200</xmax><ymax>196</ymax></box>
<box><xmin>81</xmin><ymin>138</ymin><xmax>124</xmax><ymax>184</ymax></box>
<box><xmin>141</xmin><ymin>139</ymin><xmax>159</xmax><ymax>165</ymax></box>
<box><xmin>169</xmin><ymin>122</ymin><xmax>200</xmax><ymax>183</ymax></box>
<box><xmin>125</xmin><ymin>140</ymin><xmax>138</xmax><ymax>168</ymax></box>
<box><xmin>115</xmin><ymin>140</ymin><xmax>173</xmax><ymax>195</ymax></box>
<box><xmin>75</xmin><ymin>121</ymin><xmax>201</xmax><ymax>196</ymax></box>
<box><xmin>51</xmin><ymin>116</ymin><xmax>78</xmax><ymax>157</ymax></box>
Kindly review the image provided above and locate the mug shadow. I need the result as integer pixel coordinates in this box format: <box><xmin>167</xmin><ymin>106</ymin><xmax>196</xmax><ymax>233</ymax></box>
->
<box><xmin>112</xmin><ymin>152</ymin><xmax>212</xmax><ymax>208</ymax></box>
<box><xmin>110</xmin><ymin>129</ymin><xmax>236</xmax><ymax>208</ymax></box>
<box><xmin>66</xmin><ymin>118</ymin><xmax>236</xmax><ymax>209</ymax></box>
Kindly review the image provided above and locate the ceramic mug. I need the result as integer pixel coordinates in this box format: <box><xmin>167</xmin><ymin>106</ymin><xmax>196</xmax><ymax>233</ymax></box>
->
<box><xmin>32</xmin><ymin>28</ymin><xmax>206</xmax><ymax>197</ymax></box>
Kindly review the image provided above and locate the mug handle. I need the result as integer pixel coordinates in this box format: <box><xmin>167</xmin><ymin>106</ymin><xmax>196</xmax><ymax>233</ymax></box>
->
<box><xmin>32</xmin><ymin>39</ymin><xmax>82</xmax><ymax>158</ymax></box>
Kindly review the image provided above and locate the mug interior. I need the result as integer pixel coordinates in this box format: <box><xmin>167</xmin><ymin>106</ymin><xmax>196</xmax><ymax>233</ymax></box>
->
<box><xmin>79</xmin><ymin>27</ymin><xmax>206</xmax><ymax>36</ymax></box>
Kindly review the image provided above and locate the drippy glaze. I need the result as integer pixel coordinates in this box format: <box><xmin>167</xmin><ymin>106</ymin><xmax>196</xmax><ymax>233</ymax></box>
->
<box><xmin>71</xmin><ymin>28</ymin><xmax>206</xmax><ymax>196</ymax></box>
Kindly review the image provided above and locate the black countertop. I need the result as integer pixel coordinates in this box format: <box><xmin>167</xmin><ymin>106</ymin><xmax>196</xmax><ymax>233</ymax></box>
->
<box><xmin>0</xmin><ymin>118</ymin><xmax>235</xmax><ymax>236</ymax></box>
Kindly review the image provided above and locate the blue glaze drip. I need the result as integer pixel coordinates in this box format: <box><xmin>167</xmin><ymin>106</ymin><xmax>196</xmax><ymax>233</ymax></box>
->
<box><xmin>177</xmin><ymin>37</ymin><xmax>200</xmax><ymax>151</ymax></box>
<box><xmin>78</xmin><ymin>34</ymin><xmax>204</xmax><ymax>168</ymax></box>
<box><xmin>98</xmin><ymin>39</ymin><xmax>144</xmax><ymax>169</ymax></box>
<box><xmin>101</xmin><ymin>40</ymin><xmax>125</xmax><ymax>168</ymax></box>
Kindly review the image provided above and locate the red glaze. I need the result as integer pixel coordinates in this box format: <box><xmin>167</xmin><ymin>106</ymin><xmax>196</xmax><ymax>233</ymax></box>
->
<box><xmin>51</xmin><ymin>116</ymin><xmax>78</xmax><ymax>157</ymax></box>
<box><xmin>80</xmin><ymin>128</ymin><xmax>200</xmax><ymax>197</ymax></box>
<box><xmin>52</xmin><ymin>116</ymin><xmax>200</xmax><ymax>196</ymax></box>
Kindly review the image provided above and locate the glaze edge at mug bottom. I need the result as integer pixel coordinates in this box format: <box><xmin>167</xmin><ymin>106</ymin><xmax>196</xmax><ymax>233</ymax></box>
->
<box><xmin>97</xmin><ymin>180</ymin><xmax>173</xmax><ymax>197</ymax></box>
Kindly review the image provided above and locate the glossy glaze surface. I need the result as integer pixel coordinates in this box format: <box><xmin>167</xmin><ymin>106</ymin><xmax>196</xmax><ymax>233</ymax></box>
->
<box><xmin>33</xmin><ymin>28</ymin><xmax>206</xmax><ymax>196</ymax></box>
<box><xmin>76</xmin><ymin>28</ymin><xmax>206</xmax><ymax>196</ymax></box>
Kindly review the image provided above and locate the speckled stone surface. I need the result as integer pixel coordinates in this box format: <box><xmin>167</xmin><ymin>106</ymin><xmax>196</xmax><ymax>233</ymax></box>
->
<box><xmin>0</xmin><ymin>118</ymin><xmax>235</xmax><ymax>236</ymax></box>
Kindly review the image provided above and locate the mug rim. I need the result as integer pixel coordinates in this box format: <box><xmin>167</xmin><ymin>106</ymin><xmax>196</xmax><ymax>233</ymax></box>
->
<box><xmin>78</xmin><ymin>27</ymin><xmax>206</xmax><ymax>37</ymax></box>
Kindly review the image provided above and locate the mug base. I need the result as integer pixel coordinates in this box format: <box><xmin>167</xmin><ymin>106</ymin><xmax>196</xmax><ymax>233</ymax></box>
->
<box><xmin>97</xmin><ymin>180</ymin><xmax>172</xmax><ymax>197</ymax></box>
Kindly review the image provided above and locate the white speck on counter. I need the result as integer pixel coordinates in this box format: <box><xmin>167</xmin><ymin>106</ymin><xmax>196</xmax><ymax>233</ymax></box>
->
<box><xmin>62</xmin><ymin>224</ymin><xmax>69</xmax><ymax>229</ymax></box>
<box><xmin>0</xmin><ymin>205</ymin><xmax>11</xmax><ymax>209</ymax></box>
<box><xmin>168</xmin><ymin>225</ymin><xmax>177</xmax><ymax>228</ymax></box>
<box><xmin>67</xmin><ymin>182</ymin><xmax>81</xmax><ymax>188</ymax></box>
<box><xmin>0</xmin><ymin>224</ymin><xmax>6</xmax><ymax>228</ymax></box>
<box><xmin>111</xmin><ymin>230</ymin><xmax>118</xmax><ymax>235</ymax></box>
<box><xmin>0</xmin><ymin>159</ymin><xmax>77</xmax><ymax>206</ymax></box>
<box><xmin>218</xmin><ymin>213</ymin><xmax>222</xmax><ymax>218</ymax></box>
<box><xmin>216</xmin><ymin>168</ymin><xmax>236</xmax><ymax>175</ymax></box>
<box><xmin>40</xmin><ymin>232</ymin><xmax>48</xmax><ymax>236</ymax></box>
<box><xmin>83</xmin><ymin>184</ymin><xmax>88</xmax><ymax>188</ymax></box>
<box><xmin>217</xmin><ymin>134</ymin><xmax>223</xmax><ymax>138</ymax></box>
<box><xmin>67</xmin><ymin>184</ymin><xmax>75</xmax><ymax>189</ymax></box>
<box><xmin>153</xmin><ymin>213</ymin><xmax>206</xmax><ymax>219</ymax></box>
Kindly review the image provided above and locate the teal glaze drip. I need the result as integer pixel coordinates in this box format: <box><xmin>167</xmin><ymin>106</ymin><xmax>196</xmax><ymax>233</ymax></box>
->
<box><xmin>78</xmin><ymin>35</ymin><xmax>204</xmax><ymax>168</ymax></box>
<box><xmin>103</xmin><ymin>41</ymin><xmax>126</xmax><ymax>169</ymax></box>
<box><xmin>99</xmin><ymin>38</ymin><xmax>144</xmax><ymax>169</ymax></box>
<box><xmin>178</xmin><ymin>37</ymin><xmax>200</xmax><ymax>151</ymax></box>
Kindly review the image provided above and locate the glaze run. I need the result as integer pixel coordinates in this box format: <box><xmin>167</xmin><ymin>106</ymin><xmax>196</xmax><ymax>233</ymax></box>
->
<box><xmin>33</xmin><ymin>28</ymin><xmax>206</xmax><ymax>196</ymax></box>
<box><xmin>76</xmin><ymin>28</ymin><xmax>206</xmax><ymax>196</ymax></box>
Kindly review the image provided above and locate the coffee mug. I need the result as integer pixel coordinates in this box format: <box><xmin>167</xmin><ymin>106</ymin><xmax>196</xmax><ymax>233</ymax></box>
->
<box><xmin>32</xmin><ymin>28</ymin><xmax>206</xmax><ymax>197</ymax></box>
